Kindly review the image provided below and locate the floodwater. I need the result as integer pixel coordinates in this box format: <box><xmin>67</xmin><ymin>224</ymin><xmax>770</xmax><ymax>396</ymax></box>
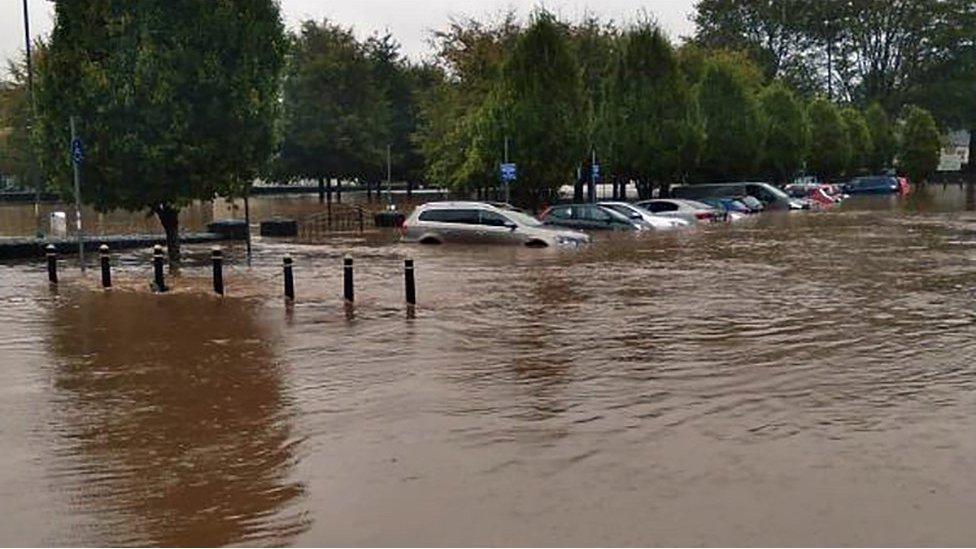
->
<box><xmin>1</xmin><ymin>186</ymin><xmax>976</xmax><ymax>546</ymax></box>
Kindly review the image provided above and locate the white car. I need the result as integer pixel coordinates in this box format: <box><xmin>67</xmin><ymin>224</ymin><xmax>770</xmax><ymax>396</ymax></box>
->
<box><xmin>597</xmin><ymin>201</ymin><xmax>691</xmax><ymax>230</ymax></box>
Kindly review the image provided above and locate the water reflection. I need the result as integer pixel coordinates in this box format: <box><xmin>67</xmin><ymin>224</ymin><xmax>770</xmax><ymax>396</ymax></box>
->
<box><xmin>45</xmin><ymin>291</ymin><xmax>307</xmax><ymax>546</ymax></box>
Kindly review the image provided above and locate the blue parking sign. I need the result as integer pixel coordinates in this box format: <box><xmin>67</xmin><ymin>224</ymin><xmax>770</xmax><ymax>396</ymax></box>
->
<box><xmin>591</xmin><ymin>163</ymin><xmax>600</xmax><ymax>180</ymax></box>
<box><xmin>500</xmin><ymin>163</ymin><xmax>517</xmax><ymax>182</ymax></box>
<box><xmin>71</xmin><ymin>139</ymin><xmax>84</xmax><ymax>165</ymax></box>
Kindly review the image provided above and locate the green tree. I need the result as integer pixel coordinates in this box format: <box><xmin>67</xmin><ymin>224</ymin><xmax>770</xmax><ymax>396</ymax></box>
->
<box><xmin>899</xmin><ymin>106</ymin><xmax>941</xmax><ymax>183</ymax></box>
<box><xmin>496</xmin><ymin>11</ymin><xmax>584</xmax><ymax>207</ymax></box>
<box><xmin>864</xmin><ymin>102</ymin><xmax>897</xmax><ymax>172</ymax></box>
<box><xmin>696</xmin><ymin>52</ymin><xmax>764</xmax><ymax>182</ymax></box>
<box><xmin>277</xmin><ymin>20</ymin><xmax>389</xmax><ymax>202</ymax></box>
<box><xmin>417</xmin><ymin>14</ymin><xmax>519</xmax><ymax>195</ymax></box>
<box><xmin>34</xmin><ymin>1</ymin><xmax>286</xmax><ymax>262</ymax></box>
<box><xmin>806</xmin><ymin>98</ymin><xmax>850</xmax><ymax>180</ymax></box>
<box><xmin>601</xmin><ymin>23</ymin><xmax>703</xmax><ymax>197</ymax></box>
<box><xmin>841</xmin><ymin>107</ymin><xmax>873</xmax><ymax>175</ymax></box>
<box><xmin>365</xmin><ymin>32</ymin><xmax>433</xmax><ymax>187</ymax></box>
<box><xmin>0</xmin><ymin>58</ymin><xmax>35</xmax><ymax>189</ymax></box>
<box><xmin>758</xmin><ymin>82</ymin><xmax>808</xmax><ymax>184</ymax></box>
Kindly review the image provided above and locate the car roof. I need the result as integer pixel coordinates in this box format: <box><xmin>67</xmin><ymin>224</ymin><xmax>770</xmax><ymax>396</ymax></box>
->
<box><xmin>416</xmin><ymin>201</ymin><xmax>501</xmax><ymax>210</ymax></box>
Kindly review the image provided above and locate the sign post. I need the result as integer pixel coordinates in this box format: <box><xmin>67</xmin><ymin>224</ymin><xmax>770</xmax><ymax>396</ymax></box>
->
<box><xmin>70</xmin><ymin>116</ymin><xmax>85</xmax><ymax>272</ymax></box>
<box><xmin>500</xmin><ymin>162</ymin><xmax>517</xmax><ymax>205</ymax></box>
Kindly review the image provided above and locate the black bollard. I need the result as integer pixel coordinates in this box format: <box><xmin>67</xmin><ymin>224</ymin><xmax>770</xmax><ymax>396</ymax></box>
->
<box><xmin>343</xmin><ymin>255</ymin><xmax>354</xmax><ymax>303</ymax></box>
<box><xmin>404</xmin><ymin>258</ymin><xmax>416</xmax><ymax>306</ymax></box>
<box><xmin>283</xmin><ymin>256</ymin><xmax>295</xmax><ymax>301</ymax></box>
<box><xmin>100</xmin><ymin>244</ymin><xmax>111</xmax><ymax>288</ymax></box>
<box><xmin>211</xmin><ymin>247</ymin><xmax>224</xmax><ymax>296</ymax></box>
<box><xmin>152</xmin><ymin>245</ymin><xmax>167</xmax><ymax>293</ymax></box>
<box><xmin>46</xmin><ymin>244</ymin><xmax>58</xmax><ymax>284</ymax></box>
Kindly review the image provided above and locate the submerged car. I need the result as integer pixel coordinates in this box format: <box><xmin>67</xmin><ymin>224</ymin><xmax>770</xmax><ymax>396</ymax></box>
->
<box><xmin>634</xmin><ymin>198</ymin><xmax>723</xmax><ymax>225</ymax></box>
<box><xmin>696</xmin><ymin>197</ymin><xmax>753</xmax><ymax>220</ymax></box>
<box><xmin>843</xmin><ymin>176</ymin><xmax>901</xmax><ymax>195</ymax></box>
<box><xmin>401</xmin><ymin>202</ymin><xmax>589</xmax><ymax>247</ymax></box>
<box><xmin>539</xmin><ymin>203</ymin><xmax>647</xmax><ymax>231</ymax></box>
<box><xmin>670</xmin><ymin>182</ymin><xmax>807</xmax><ymax>210</ymax></box>
<box><xmin>597</xmin><ymin>201</ymin><xmax>691</xmax><ymax>230</ymax></box>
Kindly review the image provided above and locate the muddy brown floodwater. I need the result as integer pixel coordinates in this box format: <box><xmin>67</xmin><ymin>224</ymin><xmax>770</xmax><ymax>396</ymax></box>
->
<box><xmin>1</xmin><ymin>186</ymin><xmax>976</xmax><ymax>546</ymax></box>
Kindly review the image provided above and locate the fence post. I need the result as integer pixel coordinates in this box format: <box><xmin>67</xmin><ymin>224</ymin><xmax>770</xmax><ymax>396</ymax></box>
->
<box><xmin>343</xmin><ymin>255</ymin><xmax>354</xmax><ymax>303</ymax></box>
<box><xmin>283</xmin><ymin>256</ymin><xmax>295</xmax><ymax>301</ymax></box>
<box><xmin>100</xmin><ymin>244</ymin><xmax>111</xmax><ymax>288</ymax></box>
<box><xmin>211</xmin><ymin>247</ymin><xmax>224</xmax><ymax>296</ymax></box>
<box><xmin>404</xmin><ymin>258</ymin><xmax>416</xmax><ymax>306</ymax></box>
<box><xmin>153</xmin><ymin>245</ymin><xmax>167</xmax><ymax>293</ymax></box>
<box><xmin>46</xmin><ymin>244</ymin><xmax>58</xmax><ymax>284</ymax></box>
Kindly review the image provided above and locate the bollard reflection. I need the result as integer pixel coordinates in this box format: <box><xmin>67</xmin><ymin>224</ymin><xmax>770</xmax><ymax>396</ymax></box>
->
<box><xmin>46</xmin><ymin>290</ymin><xmax>307</xmax><ymax>546</ymax></box>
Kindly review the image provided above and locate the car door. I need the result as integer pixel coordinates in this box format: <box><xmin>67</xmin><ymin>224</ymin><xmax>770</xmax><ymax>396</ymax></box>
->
<box><xmin>544</xmin><ymin>205</ymin><xmax>577</xmax><ymax>229</ymax></box>
<box><xmin>438</xmin><ymin>208</ymin><xmax>481</xmax><ymax>243</ymax></box>
<box><xmin>478</xmin><ymin>210</ymin><xmax>518</xmax><ymax>244</ymax></box>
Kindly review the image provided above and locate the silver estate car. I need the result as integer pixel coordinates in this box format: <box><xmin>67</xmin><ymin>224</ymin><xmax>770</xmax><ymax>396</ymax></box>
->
<box><xmin>401</xmin><ymin>202</ymin><xmax>590</xmax><ymax>247</ymax></box>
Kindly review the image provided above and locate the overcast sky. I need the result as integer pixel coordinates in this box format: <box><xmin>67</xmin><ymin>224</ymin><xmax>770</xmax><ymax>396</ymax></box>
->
<box><xmin>2</xmin><ymin>0</ymin><xmax>696</xmax><ymax>73</ymax></box>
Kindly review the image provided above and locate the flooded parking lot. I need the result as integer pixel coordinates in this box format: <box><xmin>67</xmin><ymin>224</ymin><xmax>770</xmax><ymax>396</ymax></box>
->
<box><xmin>1</xmin><ymin>186</ymin><xmax>975</xmax><ymax>546</ymax></box>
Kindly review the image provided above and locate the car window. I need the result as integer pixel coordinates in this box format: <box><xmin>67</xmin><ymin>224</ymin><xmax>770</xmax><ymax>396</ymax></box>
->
<box><xmin>603</xmin><ymin>204</ymin><xmax>633</xmax><ymax>217</ymax></box>
<box><xmin>646</xmin><ymin>201</ymin><xmax>678</xmax><ymax>212</ymax></box>
<box><xmin>479</xmin><ymin>210</ymin><xmax>512</xmax><ymax>227</ymax></box>
<box><xmin>418</xmin><ymin>208</ymin><xmax>480</xmax><ymax>224</ymax></box>
<box><xmin>578</xmin><ymin>205</ymin><xmax>612</xmax><ymax>222</ymax></box>
<box><xmin>547</xmin><ymin>206</ymin><xmax>572</xmax><ymax>220</ymax></box>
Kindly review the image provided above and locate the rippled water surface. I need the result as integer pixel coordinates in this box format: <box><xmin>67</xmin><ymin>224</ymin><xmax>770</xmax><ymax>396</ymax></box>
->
<box><xmin>1</xmin><ymin>186</ymin><xmax>976</xmax><ymax>546</ymax></box>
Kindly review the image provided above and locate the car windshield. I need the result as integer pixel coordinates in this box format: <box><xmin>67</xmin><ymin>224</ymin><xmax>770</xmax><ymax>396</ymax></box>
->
<box><xmin>504</xmin><ymin>210</ymin><xmax>543</xmax><ymax>227</ymax></box>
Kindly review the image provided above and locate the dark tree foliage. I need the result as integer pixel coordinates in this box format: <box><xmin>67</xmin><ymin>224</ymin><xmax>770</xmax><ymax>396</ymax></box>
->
<box><xmin>865</xmin><ymin>102</ymin><xmax>898</xmax><ymax>172</ymax></box>
<box><xmin>807</xmin><ymin>98</ymin><xmax>851</xmax><ymax>181</ymax></box>
<box><xmin>276</xmin><ymin>20</ymin><xmax>389</xmax><ymax>196</ymax></box>
<box><xmin>899</xmin><ymin>106</ymin><xmax>941</xmax><ymax>183</ymax></box>
<box><xmin>841</xmin><ymin>107</ymin><xmax>873</xmax><ymax>175</ymax></box>
<box><xmin>759</xmin><ymin>82</ymin><xmax>808</xmax><ymax>184</ymax></box>
<box><xmin>695</xmin><ymin>52</ymin><xmax>764</xmax><ymax>182</ymax></box>
<box><xmin>34</xmin><ymin>0</ymin><xmax>286</xmax><ymax>262</ymax></box>
<box><xmin>601</xmin><ymin>24</ymin><xmax>703</xmax><ymax>197</ymax></box>
<box><xmin>496</xmin><ymin>11</ymin><xmax>585</xmax><ymax>208</ymax></box>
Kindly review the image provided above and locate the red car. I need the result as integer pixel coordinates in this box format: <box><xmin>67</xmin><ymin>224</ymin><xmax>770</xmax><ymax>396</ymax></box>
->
<box><xmin>897</xmin><ymin>177</ymin><xmax>912</xmax><ymax>195</ymax></box>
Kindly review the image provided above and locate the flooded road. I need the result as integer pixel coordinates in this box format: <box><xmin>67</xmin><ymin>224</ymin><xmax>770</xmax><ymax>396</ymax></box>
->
<box><xmin>1</xmin><ymin>186</ymin><xmax>975</xmax><ymax>546</ymax></box>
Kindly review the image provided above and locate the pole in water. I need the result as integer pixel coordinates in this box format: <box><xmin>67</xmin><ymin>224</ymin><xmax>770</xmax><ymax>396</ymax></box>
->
<box><xmin>211</xmin><ymin>247</ymin><xmax>224</xmax><ymax>296</ymax></box>
<box><xmin>99</xmin><ymin>244</ymin><xmax>111</xmax><ymax>288</ymax></box>
<box><xmin>152</xmin><ymin>245</ymin><xmax>167</xmax><ymax>293</ymax></box>
<box><xmin>343</xmin><ymin>255</ymin><xmax>354</xmax><ymax>303</ymax></box>
<box><xmin>404</xmin><ymin>258</ymin><xmax>416</xmax><ymax>306</ymax></box>
<box><xmin>283</xmin><ymin>256</ymin><xmax>295</xmax><ymax>301</ymax></box>
<box><xmin>46</xmin><ymin>244</ymin><xmax>58</xmax><ymax>284</ymax></box>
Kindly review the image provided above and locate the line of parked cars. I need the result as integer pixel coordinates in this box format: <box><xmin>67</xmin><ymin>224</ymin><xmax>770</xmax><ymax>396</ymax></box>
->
<box><xmin>400</xmin><ymin>176</ymin><xmax>909</xmax><ymax>248</ymax></box>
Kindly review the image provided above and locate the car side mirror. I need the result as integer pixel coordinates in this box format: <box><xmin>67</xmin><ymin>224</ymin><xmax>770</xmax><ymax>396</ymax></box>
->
<box><xmin>630</xmin><ymin>213</ymin><xmax>643</xmax><ymax>219</ymax></box>
<box><xmin>505</xmin><ymin>222</ymin><xmax>517</xmax><ymax>231</ymax></box>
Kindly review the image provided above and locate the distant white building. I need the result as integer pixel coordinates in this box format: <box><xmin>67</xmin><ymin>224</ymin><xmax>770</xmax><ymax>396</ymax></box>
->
<box><xmin>938</xmin><ymin>130</ymin><xmax>970</xmax><ymax>172</ymax></box>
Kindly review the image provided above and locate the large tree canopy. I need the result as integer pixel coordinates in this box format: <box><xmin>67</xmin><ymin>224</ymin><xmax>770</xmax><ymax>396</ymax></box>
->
<box><xmin>601</xmin><ymin>23</ymin><xmax>702</xmax><ymax>197</ymax></box>
<box><xmin>276</xmin><ymin>20</ymin><xmax>389</xmax><ymax>193</ymax></box>
<box><xmin>695</xmin><ymin>52</ymin><xmax>764</xmax><ymax>182</ymax></box>
<box><xmin>759</xmin><ymin>82</ymin><xmax>808</xmax><ymax>184</ymax></box>
<box><xmin>807</xmin><ymin>98</ymin><xmax>850</xmax><ymax>181</ymax></box>
<box><xmin>496</xmin><ymin>11</ymin><xmax>585</xmax><ymax>207</ymax></box>
<box><xmin>34</xmin><ymin>0</ymin><xmax>286</xmax><ymax>261</ymax></box>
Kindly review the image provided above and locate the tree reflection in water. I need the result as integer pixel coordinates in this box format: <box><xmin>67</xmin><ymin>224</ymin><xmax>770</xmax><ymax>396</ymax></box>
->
<box><xmin>46</xmin><ymin>290</ymin><xmax>307</xmax><ymax>546</ymax></box>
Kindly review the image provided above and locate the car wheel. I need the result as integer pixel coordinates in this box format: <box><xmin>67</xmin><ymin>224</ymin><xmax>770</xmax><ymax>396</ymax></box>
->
<box><xmin>419</xmin><ymin>237</ymin><xmax>442</xmax><ymax>245</ymax></box>
<box><xmin>524</xmin><ymin>240</ymin><xmax>548</xmax><ymax>248</ymax></box>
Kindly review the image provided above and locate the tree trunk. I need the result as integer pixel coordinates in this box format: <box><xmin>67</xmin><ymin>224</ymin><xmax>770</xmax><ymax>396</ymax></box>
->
<box><xmin>367</xmin><ymin>180</ymin><xmax>373</xmax><ymax>201</ymax></box>
<box><xmin>406</xmin><ymin>179</ymin><xmax>413</xmax><ymax>201</ymax></box>
<box><xmin>336</xmin><ymin>180</ymin><xmax>342</xmax><ymax>203</ymax></box>
<box><xmin>317</xmin><ymin>177</ymin><xmax>325</xmax><ymax>203</ymax></box>
<box><xmin>155</xmin><ymin>204</ymin><xmax>181</xmax><ymax>264</ymax></box>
